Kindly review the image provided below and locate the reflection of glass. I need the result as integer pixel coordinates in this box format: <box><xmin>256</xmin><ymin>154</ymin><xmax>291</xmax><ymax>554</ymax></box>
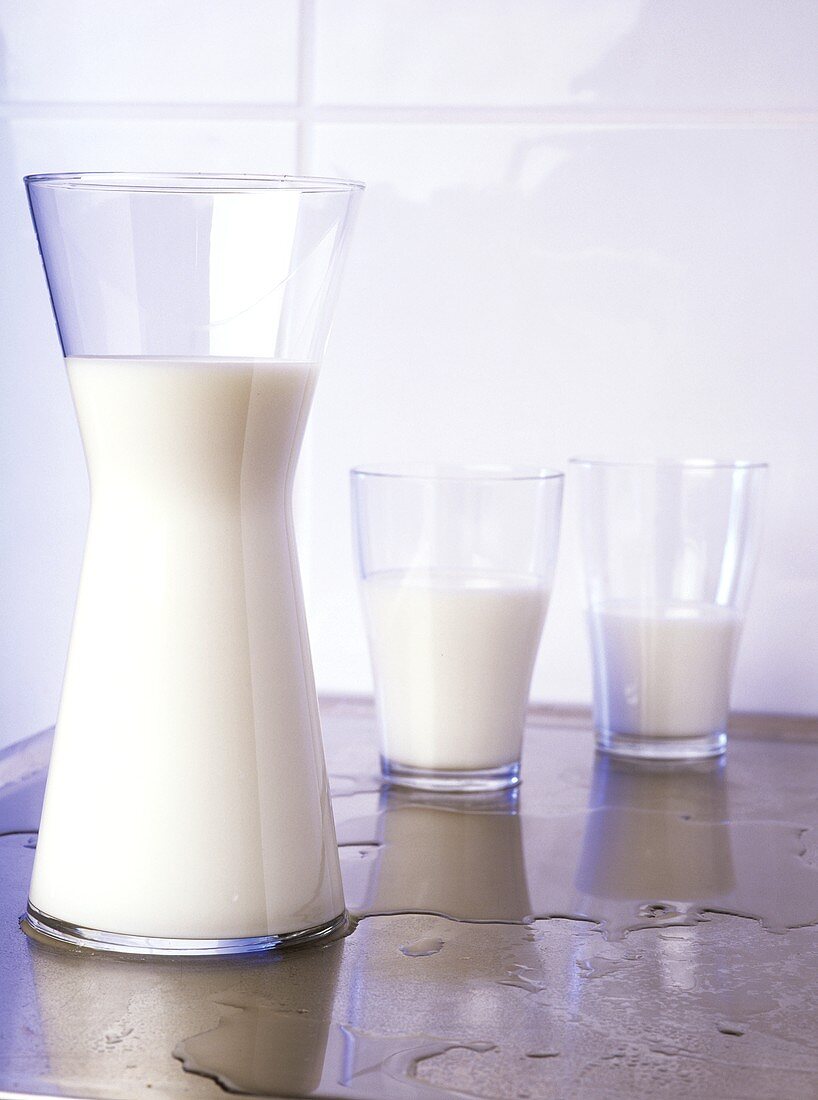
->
<box><xmin>28</xmin><ymin>935</ymin><xmax>344</xmax><ymax>1097</ymax></box>
<box><xmin>572</xmin><ymin>458</ymin><xmax>767</xmax><ymax>760</ymax></box>
<box><xmin>575</xmin><ymin>754</ymin><xmax>735</xmax><ymax>902</ymax></box>
<box><xmin>340</xmin><ymin>788</ymin><xmax>544</xmax><ymax>1089</ymax></box>
<box><xmin>173</xmin><ymin>941</ymin><xmax>345</xmax><ymax>1096</ymax></box>
<box><xmin>23</xmin><ymin>174</ymin><xmax>363</xmax><ymax>954</ymax></box>
<box><xmin>358</xmin><ymin>787</ymin><xmax>532</xmax><ymax>921</ymax></box>
<box><xmin>351</xmin><ymin>464</ymin><xmax>563</xmax><ymax>792</ymax></box>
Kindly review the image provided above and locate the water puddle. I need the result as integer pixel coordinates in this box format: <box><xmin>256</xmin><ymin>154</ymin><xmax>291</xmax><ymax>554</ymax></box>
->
<box><xmin>341</xmin><ymin>1028</ymin><xmax>497</xmax><ymax>1097</ymax></box>
<box><xmin>576</xmin><ymin>955</ymin><xmax>634</xmax><ymax>979</ymax></box>
<box><xmin>497</xmin><ymin>964</ymin><xmax>547</xmax><ymax>995</ymax></box>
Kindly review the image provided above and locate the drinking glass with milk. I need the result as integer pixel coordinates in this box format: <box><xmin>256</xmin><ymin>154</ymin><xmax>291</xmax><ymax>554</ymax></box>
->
<box><xmin>571</xmin><ymin>458</ymin><xmax>767</xmax><ymax>761</ymax></box>
<box><xmin>351</xmin><ymin>465</ymin><xmax>564</xmax><ymax>792</ymax></box>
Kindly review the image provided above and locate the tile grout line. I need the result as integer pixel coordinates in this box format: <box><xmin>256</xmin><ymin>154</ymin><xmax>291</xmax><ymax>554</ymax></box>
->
<box><xmin>1</xmin><ymin>101</ymin><xmax>817</xmax><ymax>129</ymax></box>
<box><xmin>295</xmin><ymin>0</ymin><xmax>316</xmax><ymax>172</ymax></box>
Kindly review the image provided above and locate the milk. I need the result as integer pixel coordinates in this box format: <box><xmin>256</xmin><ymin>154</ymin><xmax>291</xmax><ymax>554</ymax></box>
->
<box><xmin>590</xmin><ymin>602</ymin><xmax>741</xmax><ymax>739</ymax></box>
<box><xmin>362</xmin><ymin>570</ymin><xmax>549</xmax><ymax>771</ymax></box>
<box><xmin>30</xmin><ymin>356</ymin><xmax>344</xmax><ymax>940</ymax></box>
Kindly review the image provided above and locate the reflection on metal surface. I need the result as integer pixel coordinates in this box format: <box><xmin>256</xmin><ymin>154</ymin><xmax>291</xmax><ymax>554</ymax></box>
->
<box><xmin>339</xmin><ymin>752</ymin><xmax>818</xmax><ymax>938</ymax></box>
<box><xmin>173</xmin><ymin>942</ymin><xmax>343</xmax><ymax>1096</ymax></box>
<box><xmin>3</xmin><ymin>706</ymin><xmax>818</xmax><ymax>1098</ymax></box>
<box><xmin>574</xmin><ymin>753</ymin><xmax>735</xmax><ymax>936</ymax></box>
<box><xmin>576</xmin><ymin>755</ymin><xmax>734</xmax><ymax>898</ymax></box>
<box><xmin>340</xmin><ymin>786</ymin><xmax>532</xmax><ymax>922</ymax></box>
<box><xmin>574</xmin><ymin>752</ymin><xmax>818</xmax><ymax>936</ymax></box>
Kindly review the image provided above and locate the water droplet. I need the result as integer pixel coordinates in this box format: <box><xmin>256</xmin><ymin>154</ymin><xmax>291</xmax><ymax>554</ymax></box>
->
<box><xmin>717</xmin><ymin>1023</ymin><xmax>746</xmax><ymax>1037</ymax></box>
<box><xmin>577</xmin><ymin>955</ymin><xmax>634</xmax><ymax>979</ymax></box>
<box><xmin>637</xmin><ymin>903</ymin><xmax>683</xmax><ymax>920</ymax></box>
<box><xmin>400</xmin><ymin>937</ymin><xmax>445</xmax><ymax>958</ymax></box>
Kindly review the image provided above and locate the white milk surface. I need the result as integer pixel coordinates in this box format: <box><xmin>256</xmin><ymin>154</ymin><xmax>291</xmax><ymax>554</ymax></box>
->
<box><xmin>30</xmin><ymin>356</ymin><xmax>344</xmax><ymax>940</ymax></box>
<box><xmin>362</xmin><ymin>570</ymin><xmax>549</xmax><ymax>771</ymax></box>
<box><xmin>590</xmin><ymin>601</ymin><xmax>741</xmax><ymax>739</ymax></box>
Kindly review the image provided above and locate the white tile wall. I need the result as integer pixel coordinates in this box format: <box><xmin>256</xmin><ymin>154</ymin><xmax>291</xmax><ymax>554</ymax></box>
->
<box><xmin>0</xmin><ymin>0</ymin><xmax>299</xmax><ymax>103</ymax></box>
<box><xmin>307</xmin><ymin>122</ymin><xmax>818</xmax><ymax>712</ymax></box>
<box><xmin>315</xmin><ymin>0</ymin><xmax>818</xmax><ymax>110</ymax></box>
<box><xmin>1</xmin><ymin>2</ymin><xmax>817</xmax><ymax>747</ymax></box>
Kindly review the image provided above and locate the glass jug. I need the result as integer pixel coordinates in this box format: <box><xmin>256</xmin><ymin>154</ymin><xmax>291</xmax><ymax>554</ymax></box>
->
<box><xmin>22</xmin><ymin>173</ymin><xmax>363</xmax><ymax>955</ymax></box>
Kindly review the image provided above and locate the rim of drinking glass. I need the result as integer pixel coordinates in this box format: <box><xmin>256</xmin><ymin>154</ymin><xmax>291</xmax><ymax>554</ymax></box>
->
<box><xmin>569</xmin><ymin>456</ymin><xmax>768</xmax><ymax>471</ymax></box>
<box><xmin>23</xmin><ymin>172</ymin><xmax>366</xmax><ymax>194</ymax></box>
<box><xmin>350</xmin><ymin>463</ymin><xmax>564</xmax><ymax>482</ymax></box>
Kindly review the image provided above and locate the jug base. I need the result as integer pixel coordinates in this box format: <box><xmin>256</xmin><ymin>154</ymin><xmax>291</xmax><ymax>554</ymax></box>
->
<box><xmin>20</xmin><ymin>901</ymin><xmax>348</xmax><ymax>957</ymax></box>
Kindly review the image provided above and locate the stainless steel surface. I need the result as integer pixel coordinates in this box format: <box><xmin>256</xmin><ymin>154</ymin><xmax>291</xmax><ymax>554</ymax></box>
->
<box><xmin>2</xmin><ymin>700</ymin><xmax>818</xmax><ymax>1099</ymax></box>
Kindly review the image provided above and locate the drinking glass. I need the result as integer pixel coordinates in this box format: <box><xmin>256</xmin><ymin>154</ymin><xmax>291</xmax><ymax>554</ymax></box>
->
<box><xmin>571</xmin><ymin>458</ymin><xmax>767</xmax><ymax>761</ymax></box>
<box><xmin>351</xmin><ymin>464</ymin><xmax>564</xmax><ymax>792</ymax></box>
<box><xmin>23</xmin><ymin>173</ymin><xmax>363</xmax><ymax>954</ymax></box>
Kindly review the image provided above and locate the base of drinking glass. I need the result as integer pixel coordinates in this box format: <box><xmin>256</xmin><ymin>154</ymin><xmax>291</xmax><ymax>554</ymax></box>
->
<box><xmin>595</xmin><ymin>728</ymin><xmax>727</xmax><ymax>761</ymax></box>
<box><xmin>20</xmin><ymin>901</ymin><xmax>348</xmax><ymax>957</ymax></box>
<box><xmin>381</xmin><ymin>757</ymin><xmax>520</xmax><ymax>793</ymax></box>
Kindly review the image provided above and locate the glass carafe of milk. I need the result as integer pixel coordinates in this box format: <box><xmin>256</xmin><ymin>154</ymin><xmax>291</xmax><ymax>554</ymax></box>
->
<box><xmin>22</xmin><ymin>173</ymin><xmax>363</xmax><ymax>955</ymax></box>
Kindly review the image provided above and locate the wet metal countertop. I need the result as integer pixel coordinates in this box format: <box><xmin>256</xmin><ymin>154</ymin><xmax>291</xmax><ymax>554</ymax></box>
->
<box><xmin>2</xmin><ymin>699</ymin><xmax>818</xmax><ymax>1099</ymax></box>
